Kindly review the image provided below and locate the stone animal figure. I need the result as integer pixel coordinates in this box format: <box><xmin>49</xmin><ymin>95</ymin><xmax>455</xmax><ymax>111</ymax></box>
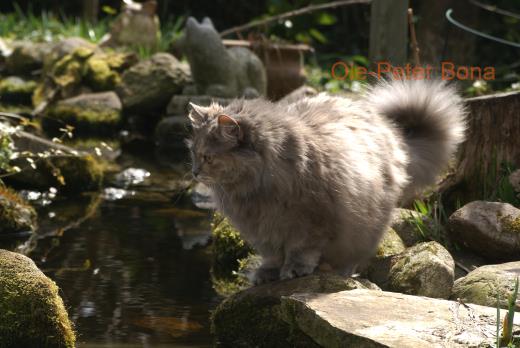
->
<box><xmin>187</xmin><ymin>80</ymin><xmax>466</xmax><ymax>284</ymax></box>
<box><xmin>100</xmin><ymin>0</ymin><xmax>160</xmax><ymax>50</ymax></box>
<box><xmin>181</xmin><ymin>17</ymin><xmax>267</xmax><ymax>98</ymax></box>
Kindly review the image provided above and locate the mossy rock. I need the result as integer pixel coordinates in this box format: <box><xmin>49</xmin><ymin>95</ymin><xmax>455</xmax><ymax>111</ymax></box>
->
<box><xmin>212</xmin><ymin>274</ymin><xmax>379</xmax><ymax>348</ymax></box>
<box><xmin>450</xmin><ymin>261</ymin><xmax>520</xmax><ymax>310</ymax></box>
<box><xmin>375</xmin><ymin>227</ymin><xmax>406</xmax><ymax>258</ymax></box>
<box><xmin>388</xmin><ymin>241</ymin><xmax>455</xmax><ymax>299</ymax></box>
<box><xmin>43</xmin><ymin>91</ymin><xmax>122</xmax><ymax>136</ymax></box>
<box><xmin>34</xmin><ymin>47</ymin><xmax>135</xmax><ymax>108</ymax></box>
<box><xmin>0</xmin><ymin>76</ymin><xmax>37</xmax><ymax>104</ymax></box>
<box><xmin>5</xmin><ymin>41</ymin><xmax>50</xmax><ymax>75</ymax></box>
<box><xmin>117</xmin><ymin>52</ymin><xmax>190</xmax><ymax>112</ymax></box>
<box><xmin>49</xmin><ymin>154</ymin><xmax>104</xmax><ymax>194</ymax></box>
<box><xmin>448</xmin><ymin>201</ymin><xmax>520</xmax><ymax>261</ymax></box>
<box><xmin>0</xmin><ymin>187</ymin><xmax>37</xmax><ymax>236</ymax></box>
<box><xmin>9</xmin><ymin>154</ymin><xmax>103</xmax><ymax>195</ymax></box>
<box><xmin>390</xmin><ymin>208</ymin><xmax>432</xmax><ymax>246</ymax></box>
<box><xmin>0</xmin><ymin>249</ymin><xmax>75</xmax><ymax>347</ymax></box>
<box><xmin>211</xmin><ymin>212</ymin><xmax>253</xmax><ymax>279</ymax></box>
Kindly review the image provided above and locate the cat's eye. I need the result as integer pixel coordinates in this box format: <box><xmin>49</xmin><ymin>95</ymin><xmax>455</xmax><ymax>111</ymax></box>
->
<box><xmin>203</xmin><ymin>154</ymin><xmax>213</xmax><ymax>164</ymax></box>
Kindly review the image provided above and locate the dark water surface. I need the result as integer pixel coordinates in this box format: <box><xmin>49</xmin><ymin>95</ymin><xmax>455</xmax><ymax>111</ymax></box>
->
<box><xmin>14</xmin><ymin>154</ymin><xmax>219</xmax><ymax>347</ymax></box>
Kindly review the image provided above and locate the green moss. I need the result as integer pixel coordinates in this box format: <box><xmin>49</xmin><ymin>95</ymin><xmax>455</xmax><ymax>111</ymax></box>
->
<box><xmin>0</xmin><ymin>249</ymin><xmax>75</xmax><ymax>347</ymax></box>
<box><xmin>47</xmin><ymin>155</ymin><xmax>103</xmax><ymax>195</ymax></box>
<box><xmin>501</xmin><ymin>216</ymin><xmax>520</xmax><ymax>234</ymax></box>
<box><xmin>43</xmin><ymin>103</ymin><xmax>121</xmax><ymax>136</ymax></box>
<box><xmin>376</xmin><ymin>228</ymin><xmax>406</xmax><ymax>258</ymax></box>
<box><xmin>0</xmin><ymin>187</ymin><xmax>37</xmax><ymax>235</ymax></box>
<box><xmin>211</xmin><ymin>212</ymin><xmax>253</xmax><ymax>279</ymax></box>
<box><xmin>85</xmin><ymin>57</ymin><xmax>121</xmax><ymax>91</ymax></box>
<box><xmin>0</xmin><ymin>77</ymin><xmax>37</xmax><ymax>104</ymax></box>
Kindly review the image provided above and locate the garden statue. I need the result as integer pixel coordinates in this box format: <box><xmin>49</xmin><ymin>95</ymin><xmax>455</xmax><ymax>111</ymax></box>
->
<box><xmin>180</xmin><ymin>17</ymin><xmax>267</xmax><ymax>99</ymax></box>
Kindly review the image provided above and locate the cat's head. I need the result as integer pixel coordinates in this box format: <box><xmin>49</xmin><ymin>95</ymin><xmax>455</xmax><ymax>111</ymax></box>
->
<box><xmin>186</xmin><ymin>102</ymin><xmax>262</xmax><ymax>189</ymax></box>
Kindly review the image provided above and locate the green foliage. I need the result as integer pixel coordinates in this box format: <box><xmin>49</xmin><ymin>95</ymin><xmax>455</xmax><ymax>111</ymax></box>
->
<box><xmin>497</xmin><ymin>277</ymin><xmax>519</xmax><ymax>347</ymax></box>
<box><xmin>0</xmin><ymin>130</ymin><xmax>13</xmax><ymax>173</ymax></box>
<box><xmin>262</xmin><ymin>0</ymin><xmax>338</xmax><ymax>46</ymax></box>
<box><xmin>0</xmin><ymin>4</ymin><xmax>108</xmax><ymax>42</ymax></box>
<box><xmin>0</xmin><ymin>4</ymin><xmax>184</xmax><ymax>57</ymax></box>
<box><xmin>411</xmin><ymin>194</ymin><xmax>450</xmax><ymax>246</ymax></box>
<box><xmin>482</xmin><ymin>155</ymin><xmax>520</xmax><ymax>207</ymax></box>
<box><xmin>305</xmin><ymin>55</ymin><xmax>369</xmax><ymax>94</ymax></box>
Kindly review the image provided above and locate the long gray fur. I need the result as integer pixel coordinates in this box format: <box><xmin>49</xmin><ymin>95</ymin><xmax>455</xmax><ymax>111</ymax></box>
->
<box><xmin>187</xmin><ymin>79</ymin><xmax>466</xmax><ymax>284</ymax></box>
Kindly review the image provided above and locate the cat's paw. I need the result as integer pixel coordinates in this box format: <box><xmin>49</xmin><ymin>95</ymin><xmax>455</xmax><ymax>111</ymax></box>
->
<box><xmin>252</xmin><ymin>267</ymin><xmax>279</xmax><ymax>285</ymax></box>
<box><xmin>279</xmin><ymin>262</ymin><xmax>316</xmax><ymax>280</ymax></box>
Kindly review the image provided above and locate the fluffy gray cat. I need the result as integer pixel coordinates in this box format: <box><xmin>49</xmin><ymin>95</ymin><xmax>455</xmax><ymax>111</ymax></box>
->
<box><xmin>187</xmin><ymin>80</ymin><xmax>466</xmax><ymax>284</ymax></box>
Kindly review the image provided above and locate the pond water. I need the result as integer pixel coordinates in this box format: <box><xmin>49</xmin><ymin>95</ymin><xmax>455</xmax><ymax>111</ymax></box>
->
<box><xmin>8</xmin><ymin>152</ymin><xmax>219</xmax><ymax>347</ymax></box>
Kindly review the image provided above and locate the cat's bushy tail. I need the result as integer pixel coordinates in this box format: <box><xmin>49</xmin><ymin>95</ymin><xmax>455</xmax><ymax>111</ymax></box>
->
<box><xmin>366</xmin><ymin>79</ymin><xmax>467</xmax><ymax>202</ymax></box>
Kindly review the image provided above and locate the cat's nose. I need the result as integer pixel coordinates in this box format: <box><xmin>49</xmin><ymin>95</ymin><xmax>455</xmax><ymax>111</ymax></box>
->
<box><xmin>192</xmin><ymin>168</ymin><xmax>200</xmax><ymax>178</ymax></box>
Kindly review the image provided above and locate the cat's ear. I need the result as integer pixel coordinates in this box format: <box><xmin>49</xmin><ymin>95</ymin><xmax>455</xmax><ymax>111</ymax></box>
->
<box><xmin>188</xmin><ymin>102</ymin><xmax>209</xmax><ymax>127</ymax></box>
<box><xmin>217</xmin><ymin>114</ymin><xmax>243</xmax><ymax>141</ymax></box>
<box><xmin>202</xmin><ymin>17</ymin><xmax>214</xmax><ymax>28</ymax></box>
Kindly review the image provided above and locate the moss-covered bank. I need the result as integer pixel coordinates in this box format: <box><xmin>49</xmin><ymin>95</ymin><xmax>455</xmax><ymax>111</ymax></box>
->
<box><xmin>0</xmin><ymin>249</ymin><xmax>75</xmax><ymax>347</ymax></box>
<box><xmin>0</xmin><ymin>186</ymin><xmax>37</xmax><ymax>236</ymax></box>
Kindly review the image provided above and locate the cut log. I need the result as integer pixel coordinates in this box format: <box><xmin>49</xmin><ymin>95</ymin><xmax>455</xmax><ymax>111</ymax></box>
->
<box><xmin>440</xmin><ymin>91</ymin><xmax>520</xmax><ymax>206</ymax></box>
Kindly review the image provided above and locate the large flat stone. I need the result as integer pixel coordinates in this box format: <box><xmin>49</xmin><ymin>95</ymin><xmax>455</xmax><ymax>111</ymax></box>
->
<box><xmin>281</xmin><ymin>289</ymin><xmax>519</xmax><ymax>348</ymax></box>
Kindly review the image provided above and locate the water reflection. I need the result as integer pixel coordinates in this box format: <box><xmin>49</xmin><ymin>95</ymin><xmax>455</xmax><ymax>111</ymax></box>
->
<box><xmin>13</xmin><ymin>156</ymin><xmax>218</xmax><ymax>347</ymax></box>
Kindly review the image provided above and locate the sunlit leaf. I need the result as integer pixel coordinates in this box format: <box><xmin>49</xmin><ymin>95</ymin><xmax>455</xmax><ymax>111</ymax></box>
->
<box><xmin>309</xmin><ymin>28</ymin><xmax>328</xmax><ymax>44</ymax></box>
<box><xmin>316</xmin><ymin>12</ymin><xmax>337</xmax><ymax>26</ymax></box>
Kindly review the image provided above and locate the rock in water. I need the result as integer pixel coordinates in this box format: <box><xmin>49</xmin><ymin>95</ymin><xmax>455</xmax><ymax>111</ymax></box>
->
<box><xmin>212</xmin><ymin>274</ymin><xmax>379</xmax><ymax>348</ymax></box>
<box><xmin>448</xmin><ymin>201</ymin><xmax>520</xmax><ymax>260</ymax></box>
<box><xmin>117</xmin><ymin>53</ymin><xmax>190</xmax><ymax>112</ymax></box>
<box><xmin>43</xmin><ymin>91</ymin><xmax>122</xmax><ymax>136</ymax></box>
<box><xmin>0</xmin><ymin>187</ymin><xmax>37</xmax><ymax>237</ymax></box>
<box><xmin>451</xmin><ymin>261</ymin><xmax>520</xmax><ymax>310</ymax></box>
<box><xmin>8</xmin><ymin>131</ymin><xmax>103</xmax><ymax>194</ymax></box>
<box><xmin>281</xmin><ymin>289</ymin><xmax>520</xmax><ymax>348</ymax></box>
<box><xmin>0</xmin><ymin>249</ymin><xmax>75</xmax><ymax>347</ymax></box>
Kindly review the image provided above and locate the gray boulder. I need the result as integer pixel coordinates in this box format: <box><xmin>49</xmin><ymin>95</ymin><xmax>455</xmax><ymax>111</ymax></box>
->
<box><xmin>43</xmin><ymin>37</ymin><xmax>98</xmax><ymax>70</ymax></box>
<box><xmin>367</xmin><ymin>241</ymin><xmax>455</xmax><ymax>299</ymax></box>
<box><xmin>212</xmin><ymin>274</ymin><xmax>379</xmax><ymax>348</ymax></box>
<box><xmin>5</xmin><ymin>41</ymin><xmax>51</xmax><ymax>75</ymax></box>
<box><xmin>451</xmin><ymin>261</ymin><xmax>520</xmax><ymax>310</ymax></box>
<box><xmin>448</xmin><ymin>201</ymin><xmax>520</xmax><ymax>260</ymax></box>
<box><xmin>154</xmin><ymin>116</ymin><xmax>190</xmax><ymax>153</ymax></box>
<box><xmin>116</xmin><ymin>52</ymin><xmax>190</xmax><ymax>112</ymax></box>
<box><xmin>43</xmin><ymin>91</ymin><xmax>122</xmax><ymax>136</ymax></box>
<box><xmin>281</xmin><ymin>289</ymin><xmax>520</xmax><ymax>348</ymax></box>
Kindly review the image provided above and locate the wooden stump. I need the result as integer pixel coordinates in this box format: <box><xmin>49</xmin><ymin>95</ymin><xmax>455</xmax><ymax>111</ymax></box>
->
<box><xmin>440</xmin><ymin>91</ymin><xmax>520</xmax><ymax>206</ymax></box>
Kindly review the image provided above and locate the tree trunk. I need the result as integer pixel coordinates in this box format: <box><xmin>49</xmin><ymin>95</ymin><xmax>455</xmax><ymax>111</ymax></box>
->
<box><xmin>439</xmin><ymin>91</ymin><xmax>520</xmax><ymax>207</ymax></box>
<box><xmin>83</xmin><ymin>0</ymin><xmax>99</xmax><ymax>23</ymax></box>
<box><xmin>413</xmin><ymin>0</ymin><xmax>478</xmax><ymax>66</ymax></box>
<box><xmin>369</xmin><ymin>0</ymin><xmax>408</xmax><ymax>66</ymax></box>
